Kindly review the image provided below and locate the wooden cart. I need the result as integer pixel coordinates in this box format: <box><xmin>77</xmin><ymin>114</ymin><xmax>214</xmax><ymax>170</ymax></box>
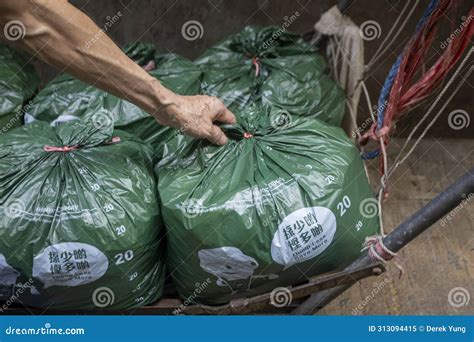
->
<box><xmin>4</xmin><ymin>0</ymin><xmax>472</xmax><ymax>316</ymax></box>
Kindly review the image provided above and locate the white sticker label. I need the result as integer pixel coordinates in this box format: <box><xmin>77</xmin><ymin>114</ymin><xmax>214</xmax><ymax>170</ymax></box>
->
<box><xmin>271</xmin><ymin>206</ymin><xmax>337</xmax><ymax>268</ymax></box>
<box><xmin>33</xmin><ymin>242</ymin><xmax>108</xmax><ymax>288</ymax></box>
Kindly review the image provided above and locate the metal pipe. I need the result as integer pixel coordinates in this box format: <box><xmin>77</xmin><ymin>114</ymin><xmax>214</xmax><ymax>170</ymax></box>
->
<box><xmin>292</xmin><ymin>168</ymin><xmax>474</xmax><ymax>315</ymax></box>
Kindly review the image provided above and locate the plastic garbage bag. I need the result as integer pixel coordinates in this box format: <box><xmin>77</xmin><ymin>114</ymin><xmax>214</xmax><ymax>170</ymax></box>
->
<box><xmin>196</xmin><ymin>26</ymin><xmax>345</xmax><ymax>126</ymax></box>
<box><xmin>0</xmin><ymin>44</ymin><xmax>39</xmax><ymax>133</ymax></box>
<box><xmin>0</xmin><ymin>120</ymin><xmax>165</xmax><ymax>309</ymax></box>
<box><xmin>123</xmin><ymin>42</ymin><xmax>156</xmax><ymax>67</ymax></box>
<box><xmin>156</xmin><ymin>105</ymin><xmax>379</xmax><ymax>304</ymax></box>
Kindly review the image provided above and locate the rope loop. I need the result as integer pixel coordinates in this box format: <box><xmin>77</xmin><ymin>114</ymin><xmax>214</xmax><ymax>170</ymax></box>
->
<box><xmin>362</xmin><ymin>235</ymin><xmax>404</xmax><ymax>278</ymax></box>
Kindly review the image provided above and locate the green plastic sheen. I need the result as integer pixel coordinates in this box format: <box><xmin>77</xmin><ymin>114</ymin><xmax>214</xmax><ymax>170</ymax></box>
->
<box><xmin>0</xmin><ymin>121</ymin><xmax>164</xmax><ymax>309</ymax></box>
<box><xmin>196</xmin><ymin>26</ymin><xmax>345</xmax><ymax>126</ymax></box>
<box><xmin>26</xmin><ymin>44</ymin><xmax>201</xmax><ymax>160</ymax></box>
<box><xmin>0</xmin><ymin>44</ymin><xmax>39</xmax><ymax>133</ymax></box>
<box><xmin>156</xmin><ymin>106</ymin><xmax>379</xmax><ymax>305</ymax></box>
<box><xmin>123</xmin><ymin>42</ymin><xmax>156</xmax><ymax>67</ymax></box>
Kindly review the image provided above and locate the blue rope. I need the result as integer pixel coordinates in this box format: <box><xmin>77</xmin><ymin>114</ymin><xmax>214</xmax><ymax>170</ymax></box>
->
<box><xmin>361</xmin><ymin>0</ymin><xmax>440</xmax><ymax>160</ymax></box>
<box><xmin>376</xmin><ymin>55</ymin><xmax>402</xmax><ymax>130</ymax></box>
<box><xmin>416</xmin><ymin>0</ymin><xmax>439</xmax><ymax>31</ymax></box>
<box><xmin>361</xmin><ymin>149</ymin><xmax>380</xmax><ymax>160</ymax></box>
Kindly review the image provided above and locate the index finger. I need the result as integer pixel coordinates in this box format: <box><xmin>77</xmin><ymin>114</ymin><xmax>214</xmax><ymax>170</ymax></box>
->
<box><xmin>216</xmin><ymin>107</ymin><xmax>236</xmax><ymax>124</ymax></box>
<box><xmin>209</xmin><ymin>98</ymin><xmax>236</xmax><ymax>124</ymax></box>
<box><xmin>208</xmin><ymin>124</ymin><xmax>229</xmax><ymax>145</ymax></box>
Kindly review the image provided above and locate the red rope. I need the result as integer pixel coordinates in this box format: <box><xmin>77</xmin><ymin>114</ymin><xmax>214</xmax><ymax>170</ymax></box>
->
<box><xmin>380</xmin><ymin>1</ymin><xmax>472</xmax><ymax>142</ymax></box>
<box><xmin>44</xmin><ymin>145</ymin><xmax>79</xmax><ymax>152</ymax></box>
<box><xmin>44</xmin><ymin>137</ymin><xmax>122</xmax><ymax>153</ymax></box>
<box><xmin>252</xmin><ymin>56</ymin><xmax>260</xmax><ymax>77</ymax></box>
<box><xmin>360</xmin><ymin>1</ymin><xmax>472</xmax><ymax>188</ymax></box>
<box><xmin>398</xmin><ymin>7</ymin><xmax>473</xmax><ymax>112</ymax></box>
<box><xmin>142</xmin><ymin>60</ymin><xmax>156</xmax><ymax>72</ymax></box>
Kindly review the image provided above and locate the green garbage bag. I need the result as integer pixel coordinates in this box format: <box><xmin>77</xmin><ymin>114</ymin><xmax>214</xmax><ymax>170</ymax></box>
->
<box><xmin>26</xmin><ymin>50</ymin><xmax>201</xmax><ymax>160</ymax></box>
<box><xmin>156</xmin><ymin>106</ymin><xmax>379</xmax><ymax>305</ymax></box>
<box><xmin>0</xmin><ymin>44</ymin><xmax>39</xmax><ymax>133</ymax></box>
<box><xmin>196</xmin><ymin>26</ymin><xmax>345</xmax><ymax>126</ymax></box>
<box><xmin>123</xmin><ymin>42</ymin><xmax>156</xmax><ymax>67</ymax></box>
<box><xmin>0</xmin><ymin>120</ymin><xmax>164</xmax><ymax>309</ymax></box>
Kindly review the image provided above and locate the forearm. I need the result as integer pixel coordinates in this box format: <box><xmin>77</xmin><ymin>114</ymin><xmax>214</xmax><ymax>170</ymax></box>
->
<box><xmin>1</xmin><ymin>0</ymin><xmax>235</xmax><ymax>145</ymax></box>
<box><xmin>0</xmin><ymin>0</ymin><xmax>176</xmax><ymax>117</ymax></box>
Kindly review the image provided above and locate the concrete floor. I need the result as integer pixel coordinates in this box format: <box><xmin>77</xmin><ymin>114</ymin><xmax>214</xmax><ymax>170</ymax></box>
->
<box><xmin>319</xmin><ymin>137</ymin><xmax>473</xmax><ymax>315</ymax></box>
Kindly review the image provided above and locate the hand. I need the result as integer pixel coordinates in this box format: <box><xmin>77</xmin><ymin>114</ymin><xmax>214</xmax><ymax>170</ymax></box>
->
<box><xmin>156</xmin><ymin>93</ymin><xmax>236</xmax><ymax>145</ymax></box>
